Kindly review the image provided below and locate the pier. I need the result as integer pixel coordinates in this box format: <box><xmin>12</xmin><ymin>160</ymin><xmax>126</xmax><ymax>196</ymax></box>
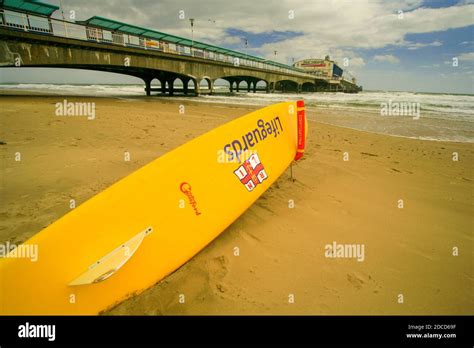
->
<box><xmin>0</xmin><ymin>1</ymin><xmax>361</xmax><ymax>95</ymax></box>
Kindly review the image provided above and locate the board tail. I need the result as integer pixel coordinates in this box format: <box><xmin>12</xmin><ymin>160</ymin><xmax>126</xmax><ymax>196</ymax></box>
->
<box><xmin>294</xmin><ymin>100</ymin><xmax>306</xmax><ymax>161</ymax></box>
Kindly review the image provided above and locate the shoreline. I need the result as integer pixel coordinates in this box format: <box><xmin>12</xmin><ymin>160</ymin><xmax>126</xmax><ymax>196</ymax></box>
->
<box><xmin>0</xmin><ymin>96</ymin><xmax>472</xmax><ymax>315</ymax></box>
<box><xmin>1</xmin><ymin>92</ymin><xmax>473</xmax><ymax>144</ymax></box>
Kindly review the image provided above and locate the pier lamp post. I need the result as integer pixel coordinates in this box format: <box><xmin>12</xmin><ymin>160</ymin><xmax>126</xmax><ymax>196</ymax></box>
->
<box><xmin>59</xmin><ymin>0</ymin><xmax>68</xmax><ymax>37</ymax></box>
<box><xmin>189</xmin><ymin>18</ymin><xmax>194</xmax><ymax>55</ymax></box>
<box><xmin>244</xmin><ymin>38</ymin><xmax>248</xmax><ymax>61</ymax></box>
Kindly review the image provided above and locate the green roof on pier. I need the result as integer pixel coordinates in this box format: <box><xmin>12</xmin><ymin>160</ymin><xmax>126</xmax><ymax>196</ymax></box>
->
<box><xmin>81</xmin><ymin>16</ymin><xmax>299</xmax><ymax>71</ymax></box>
<box><xmin>1</xmin><ymin>0</ymin><xmax>59</xmax><ymax>16</ymax></box>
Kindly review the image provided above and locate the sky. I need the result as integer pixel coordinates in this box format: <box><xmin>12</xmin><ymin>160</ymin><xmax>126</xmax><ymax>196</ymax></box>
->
<box><xmin>1</xmin><ymin>0</ymin><xmax>473</xmax><ymax>93</ymax></box>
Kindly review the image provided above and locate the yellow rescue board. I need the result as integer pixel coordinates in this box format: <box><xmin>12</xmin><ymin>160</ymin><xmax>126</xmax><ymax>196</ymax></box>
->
<box><xmin>0</xmin><ymin>101</ymin><xmax>307</xmax><ymax>315</ymax></box>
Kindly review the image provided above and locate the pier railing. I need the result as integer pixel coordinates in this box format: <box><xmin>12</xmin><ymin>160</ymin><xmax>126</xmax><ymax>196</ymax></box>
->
<box><xmin>0</xmin><ymin>9</ymin><xmax>314</xmax><ymax>79</ymax></box>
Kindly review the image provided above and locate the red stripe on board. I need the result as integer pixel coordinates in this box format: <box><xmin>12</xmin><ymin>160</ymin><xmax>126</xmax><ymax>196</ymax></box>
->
<box><xmin>295</xmin><ymin>100</ymin><xmax>305</xmax><ymax>161</ymax></box>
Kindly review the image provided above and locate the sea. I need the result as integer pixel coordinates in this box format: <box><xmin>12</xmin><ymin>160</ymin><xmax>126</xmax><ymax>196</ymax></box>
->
<box><xmin>1</xmin><ymin>83</ymin><xmax>473</xmax><ymax>143</ymax></box>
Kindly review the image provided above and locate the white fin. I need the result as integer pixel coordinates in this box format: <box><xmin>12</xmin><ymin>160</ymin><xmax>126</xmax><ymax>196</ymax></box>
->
<box><xmin>68</xmin><ymin>226</ymin><xmax>153</xmax><ymax>286</ymax></box>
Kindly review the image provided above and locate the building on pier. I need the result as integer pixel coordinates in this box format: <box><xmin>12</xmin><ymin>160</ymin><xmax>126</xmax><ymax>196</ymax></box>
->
<box><xmin>293</xmin><ymin>56</ymin><xmax>362</xmax><ymax>93</ymax></box>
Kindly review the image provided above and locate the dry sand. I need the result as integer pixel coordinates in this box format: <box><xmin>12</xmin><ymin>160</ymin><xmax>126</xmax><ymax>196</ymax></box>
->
<box><xmin>0</xmin><ymin>95</ymin><xmax>472</xmax><ymax>314</ymax></box>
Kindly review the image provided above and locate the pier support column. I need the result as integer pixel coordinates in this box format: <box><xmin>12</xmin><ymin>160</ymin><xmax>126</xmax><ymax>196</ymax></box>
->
<box><xmin>247</xmin><ymin>80</ymin><xmax>251</xmax><ymax>92</ymax></box>
<box><xmin>144</xmin><ymin>78</ymin><xmax>152</xmax><ymax>96</ymax></box>
<box><xmin>168</xmin><ymin>78</ymin><xmax>175</xmax><ymax>96</ymax></box>
<box><xmin>160</xmin><ymin>79</ymin><xmax>166</xmax><ymax>94</ymax></box>
<box><xmin>236</xmin><ymin>80</ymin><xmax>241</xmax><ymax>92</ymax></box>
<box><xmin>253</xmin><ymin>81</ymin><xmax>257</xmax><ymax>93</ymax></box>
<box><xmin>183</xmin><ymin>77</ymin><xmax>190</xmax><ymax>95</ymax></box>
<box><xmin>269</xmin><ymin>82</ymin><xmax>275</xmax><ymax>93</ymax></box>
<box><xmin>194</xmin><ymin>79</ymin><xmax>200</xmax><ymax>96</ymax></box>
<box><xmin>209</xmin><ymin>79</ymin><xmax>214</xmax><ymax>95</ymax></box>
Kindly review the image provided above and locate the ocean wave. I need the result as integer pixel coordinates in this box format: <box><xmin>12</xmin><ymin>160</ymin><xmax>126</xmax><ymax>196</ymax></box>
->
<box><xmin>1</xmin><ymin>84</ymin><xmax>472</xmax><ymax>142</ymax></box>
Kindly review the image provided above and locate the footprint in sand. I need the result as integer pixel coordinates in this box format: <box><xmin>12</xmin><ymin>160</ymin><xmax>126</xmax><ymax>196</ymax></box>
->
<box><xmin>347</xmin><ymin>273</ymin><xmax>382</xmax><ymax>293</ymax></box>
<box><xmin>255</xmin><ymin>201</ymin><xmax>275</xmax><ymax>215</ymax></box>
<box><xmin>360</xmin><ymin>152</ymin><xmax>378</xmax><ymax>157</ymax></box>
<box><xmin>329</xmin><ymin>195</ymin><xmax>342</xmax><ymax>204</ymax></box>
<box><xmin>240</xmin><ymin>230</ymin><xmax>262</xmax><ymax>246</ymax></box>
<box><xmin>347</xmin><ymin>273</ymin><xmax>364</xmax><ymax>290</ymax></box>
<box><xmin>205</xmin><ymin>256</ymin><xmax>232</xmax><ymax>298</ymax></box>
<box><xmin>206</xmin><ymin>255</ymin><xmax>229</xmax><ymax>279</ymax></box>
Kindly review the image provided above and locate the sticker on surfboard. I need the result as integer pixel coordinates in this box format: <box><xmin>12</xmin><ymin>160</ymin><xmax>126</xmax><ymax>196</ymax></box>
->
<box><xmin>233</xmin><ymin>153</ymin><xmax>268</xmax><ymax>192</ymax></box>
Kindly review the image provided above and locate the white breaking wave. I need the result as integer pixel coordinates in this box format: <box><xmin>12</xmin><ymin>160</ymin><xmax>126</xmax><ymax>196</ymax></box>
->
<box><xmin>0</xmin><ymin>83</ymin><xmax>145</xmax><ymax>96</ymax></box>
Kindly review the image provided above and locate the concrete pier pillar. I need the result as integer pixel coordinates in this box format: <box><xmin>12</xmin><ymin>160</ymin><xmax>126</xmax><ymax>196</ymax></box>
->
<box><xmin>247</xmin><ymin>80</ymin><xmax>251</xmax><ymax>92</ymax></box>
<box><xmin>253</xmin><ymin>81</ymin><xmax>257</xmax><ymax>93</ymax></box>
<box><xmin>168</xmin><ymin>78</ymin><xmax>174</xmax><ymax>96</ymax></box>
<box><xmin>144</xmin><ymin>78</ymin><xmax>151</xmax><ymax>96</ymax></box>
<box><xmin>194</xmin><ymin>79</ymin><xmax>200</xmax><ymax>96</ymax></box>
<box><xmin>160</xmin><ymin>79</ymin><xmax>166</xmax><ymax>94</ymax></box>
<box><xmin>209</xmin><ymin>79</ymin><xmax>214</xmax><ymax>95</ymax></box>
<box><xmin>183</xmin><ymin>78</ymin><xmax>190</xmax><ymax>95</ymax></box>
<box><xmin>181</xmin><ymin>77</ymin><xmax>191</xmax><ymax>95</ymax></box>
<box><xmin>270</xmin><ymin>82</ymin><xmax>275</xmax><ymax>93</ymax></box>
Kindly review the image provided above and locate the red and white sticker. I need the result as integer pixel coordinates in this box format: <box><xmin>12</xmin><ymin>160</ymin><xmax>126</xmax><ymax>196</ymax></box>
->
<box><xmin>233</xmin><ymin>154</ymin><xmax>267</xmax><ymax>192</ymax></box>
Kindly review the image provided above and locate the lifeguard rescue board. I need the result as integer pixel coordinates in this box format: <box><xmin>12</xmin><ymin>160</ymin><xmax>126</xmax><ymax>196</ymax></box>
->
<box><xmin>0</xmin><ymin>100</ymin><xmax>307</xmax><ymax>315</ymax></box>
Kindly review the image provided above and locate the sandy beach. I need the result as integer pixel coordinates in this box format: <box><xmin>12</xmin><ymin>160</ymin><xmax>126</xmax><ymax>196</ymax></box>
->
<box><xmin>0</xmin><ymin>95</ymin><xmax>472</xmax><ymax>315</ymax></box>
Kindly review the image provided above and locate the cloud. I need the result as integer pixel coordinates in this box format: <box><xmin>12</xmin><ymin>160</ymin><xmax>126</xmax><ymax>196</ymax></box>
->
<box><xmin>458</xmin><ymin>52</ymin><xmax>474</xmax><ymax>61</ymax></box>
<box><xmin>346</xmin><ymin>57</ymin><xmax>366</xmax><ymax>68</ymax></box>
<box><xmin>219</xmin><ymin>36</ymin><xmax>243</xmax><ymax>45</ymax></box>
<box><xmin>404</xmin><ymin>40</ymin><xmax>443</xmax><ymax>50</ymax></box>
<box><xmin>55</xmin><ymin>0</ymin><xmax>474</xmax><ymax>63</ymax></box>
<box><xmin>419</xmin><ymin>63</ymin><xmax>440</xmax><ymax>68</ymax></box>
<box><xmin>373</xmin><ymin>54</ymin><xmax>400</xmax><ymax>63</ymax></box>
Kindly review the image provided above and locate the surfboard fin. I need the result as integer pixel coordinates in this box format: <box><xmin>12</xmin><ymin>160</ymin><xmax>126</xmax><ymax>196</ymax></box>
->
<box><xmin>68</xmin><ymin>226</ymin><xmax>153</xmax><ymax>286</ymax></box>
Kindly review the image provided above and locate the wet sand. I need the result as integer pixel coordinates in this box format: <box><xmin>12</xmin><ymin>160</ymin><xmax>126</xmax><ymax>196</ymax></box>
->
<box><xmin>0</xmin><ymin>95</ymin><xmax>472</xmax><ymax>314</ymax></box>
